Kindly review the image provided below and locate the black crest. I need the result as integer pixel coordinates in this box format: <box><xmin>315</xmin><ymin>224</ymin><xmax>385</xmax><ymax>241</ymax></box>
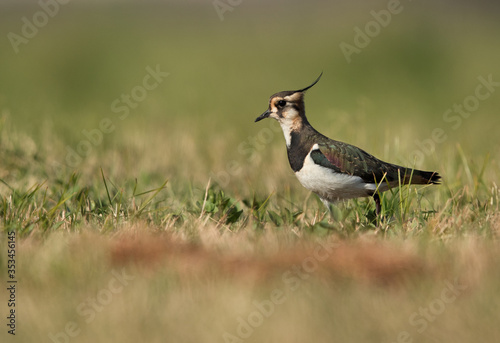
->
<box><xmin>295</xmin><ymin>72</ymin><xmax>323</xmax><ymax>93</ymax></box>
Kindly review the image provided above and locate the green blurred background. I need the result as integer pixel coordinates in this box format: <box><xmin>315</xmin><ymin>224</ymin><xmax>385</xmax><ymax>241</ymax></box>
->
<box><xmin>2</xmin><ymin>2</ymin><xmax>500</xmax><ymax>343</ymax></box>
<box><xmin>0</xmin><ymin>0</ymin><xmax>499</xmax><ymax>194</ymax></box>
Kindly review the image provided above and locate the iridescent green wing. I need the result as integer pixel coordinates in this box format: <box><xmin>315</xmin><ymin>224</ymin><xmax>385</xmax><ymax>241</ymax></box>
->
<box><xmin>309</xmin><ymin>141</ymin><xmax>400</xmax><ymax>183</ymax></box>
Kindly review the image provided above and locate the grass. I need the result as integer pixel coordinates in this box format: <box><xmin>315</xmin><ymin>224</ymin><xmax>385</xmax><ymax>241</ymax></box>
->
<box><xmin>1</xmin><ymin>1</ymin><xmax>500</xmax><ymax>342</ymax></box>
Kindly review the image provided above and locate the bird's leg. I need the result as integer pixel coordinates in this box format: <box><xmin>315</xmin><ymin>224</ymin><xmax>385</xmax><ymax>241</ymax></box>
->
<box><xmin>320</xmin><ymin>199</ymin><xmax>334</xmax><ymax>221</ymax></box>
<box><xmin>321</xmin><ymin>198</ymin><xmax>331</xmax><ymax>212</ymax></box>
<box><xmin>373</xmin><ymin>193</ymin><xmax>381</xmax><ymax>217</ymax></box>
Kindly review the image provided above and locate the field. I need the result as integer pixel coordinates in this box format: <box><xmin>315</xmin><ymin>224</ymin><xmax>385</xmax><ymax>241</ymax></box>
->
<box><xmin>1</xmin><ymin>1</ymin><xmax>500</xmax><ymax>342</ymax></box>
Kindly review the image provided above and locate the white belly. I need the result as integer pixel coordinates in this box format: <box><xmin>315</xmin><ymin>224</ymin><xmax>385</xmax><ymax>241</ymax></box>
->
<box><xmin>295</xmin><ymin>150</ymin><xmax>388</xmax><ymax>202</ymax></box>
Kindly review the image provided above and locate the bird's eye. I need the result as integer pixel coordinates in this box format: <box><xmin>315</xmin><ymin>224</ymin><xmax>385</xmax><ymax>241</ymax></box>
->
<box><xmin>277</xmin><ymin>100</ymin><xmax>286</xmax><ymax>107</ymax></box>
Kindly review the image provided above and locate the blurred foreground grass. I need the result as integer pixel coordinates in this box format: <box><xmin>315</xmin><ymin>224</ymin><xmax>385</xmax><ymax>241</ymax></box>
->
<box><xmin>1</xmin><ymin>1</ymin><xmax>500</xmax><ymax>342</ymax></box>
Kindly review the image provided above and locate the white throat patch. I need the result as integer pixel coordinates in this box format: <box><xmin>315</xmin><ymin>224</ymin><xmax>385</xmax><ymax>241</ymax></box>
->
<box><xmin>277</xmin><ymin>107</ymin><xmax>300</xmax><ymax>147</ymax></box>
<box><xmin>279</xmin><ymin>119</ymin><xmax>293</xmax><ymax>147</ymax></box>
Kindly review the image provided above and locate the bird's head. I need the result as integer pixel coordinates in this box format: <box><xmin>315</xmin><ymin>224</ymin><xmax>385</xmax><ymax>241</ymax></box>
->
<box><xmin>255</xmin><ymin>73</ymin><xmax>322</xmax><ymax>129</ymax></box>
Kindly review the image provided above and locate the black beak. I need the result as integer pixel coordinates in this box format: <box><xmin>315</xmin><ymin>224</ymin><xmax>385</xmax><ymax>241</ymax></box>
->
<box><xmin>255</xmin><ymin>109</ymin><xmax>270</xmax><ymax>122</ymax></box>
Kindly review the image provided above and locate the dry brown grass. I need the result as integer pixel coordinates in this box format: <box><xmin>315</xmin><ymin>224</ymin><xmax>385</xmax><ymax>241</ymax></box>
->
<box><xmin>9</xmin><ymin>225</ymin><xmax>499</xmax><ymax>343</ymax></box>
<box><xmin>109</xmin><ymin>231</ymin><xmax>428</xmax><ymax>286</ymax></box>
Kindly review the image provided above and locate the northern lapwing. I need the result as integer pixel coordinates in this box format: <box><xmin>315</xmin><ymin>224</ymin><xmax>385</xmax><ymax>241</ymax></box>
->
<box><xmin>255</xmin><ymin>74</ymin><xmax>441</xmax><ymax>215</ymax></box>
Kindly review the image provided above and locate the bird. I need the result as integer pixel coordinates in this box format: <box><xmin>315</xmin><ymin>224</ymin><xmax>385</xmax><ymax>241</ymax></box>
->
<box><xmin>254</xmin><ymin>73</ymin><xmax>441</xmax><ymax>215</ymax></box>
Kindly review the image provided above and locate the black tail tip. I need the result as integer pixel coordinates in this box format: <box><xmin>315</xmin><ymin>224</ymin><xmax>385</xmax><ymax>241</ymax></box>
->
<box><xmin>428</xmin><ymin>172</ymin><xmax>441</xmax><ymax>185</ymax></box>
